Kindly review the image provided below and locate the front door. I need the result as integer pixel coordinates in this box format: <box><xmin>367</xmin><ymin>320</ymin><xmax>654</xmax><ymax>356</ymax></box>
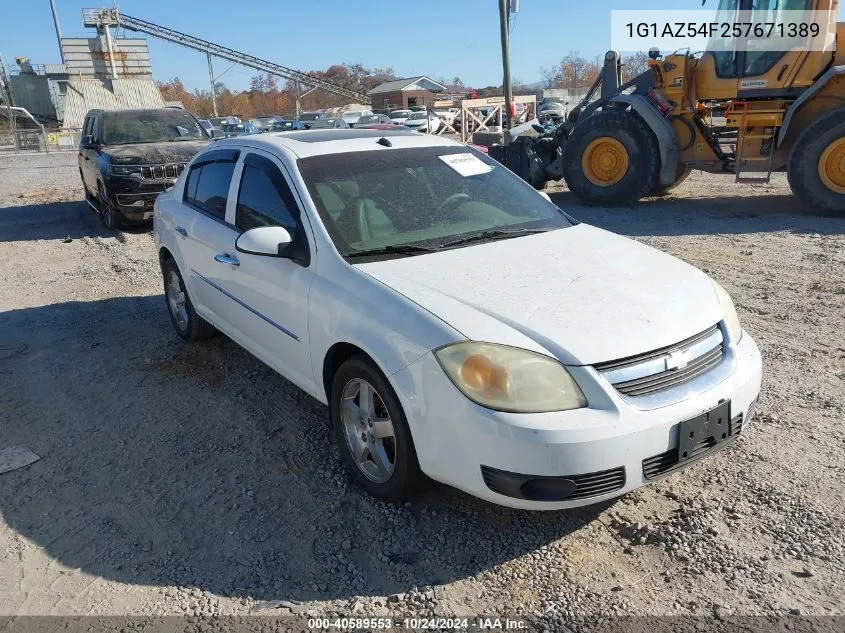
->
<box><xmin>217</xmin><ymin>148</ymin><xmax>317</xmax><ymax>395</ymax></box>
<box><xmin>79</xmin><ymin>113</ymin><xmax>100</xmax><ymax>196</ymax></box>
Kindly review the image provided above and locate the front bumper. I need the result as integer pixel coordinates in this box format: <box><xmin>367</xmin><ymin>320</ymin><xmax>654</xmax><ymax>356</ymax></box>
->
<box><xmin>106</xmin><ymin>175</ymin><xmax>175</xmax><ymax>221</ymax></box>
<box><xmin>390</xmin><ymin>332</ymin><xmax>762</xmax><ymax>510</ymax></box>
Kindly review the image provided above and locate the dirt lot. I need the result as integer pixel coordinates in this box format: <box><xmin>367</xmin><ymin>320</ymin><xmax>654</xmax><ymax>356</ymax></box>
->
<box><xmin>0</xmin><ymin>152</ymin><xmax>843</xmax><ymax>623</ymax></box>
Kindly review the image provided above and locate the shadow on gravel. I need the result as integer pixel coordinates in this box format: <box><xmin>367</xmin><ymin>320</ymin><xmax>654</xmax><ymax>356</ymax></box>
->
<box><xmin>0</xmin><ymin>295</ymin><xmax>608</xmax><ymax>605</ymax></box>
<box><xmin>549</xmin><ymin>191</ymin><xmax>845</xmax><ymax>237</ymax></box>
<box><xmin>0</xmin><ymin>199</ymin><xmax>150</xmax><ymax>242</ymax></box>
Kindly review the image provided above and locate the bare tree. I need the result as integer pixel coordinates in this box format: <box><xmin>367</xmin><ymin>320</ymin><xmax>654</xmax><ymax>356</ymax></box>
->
<box><xmin>622</xmin><ymin>52</ymin><xmax>650</xmax><ymax>82</ymax></box>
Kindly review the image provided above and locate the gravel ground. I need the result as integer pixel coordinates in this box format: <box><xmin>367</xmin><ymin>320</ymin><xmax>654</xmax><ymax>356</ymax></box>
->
<box><xmin>0</xmin><ymin>152</ymin><xmax>843</xmax><ymax>623</ymax></box>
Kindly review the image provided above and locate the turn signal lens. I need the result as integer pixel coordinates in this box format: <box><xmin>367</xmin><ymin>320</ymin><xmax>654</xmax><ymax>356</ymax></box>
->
<box><xmin>711</xmin><ymin>279</ymin><xmax>743</xmax><ymax>345</ymax></box>
<box><xmin>434</xmin><ymin>342</ymin><xmax>587</xmax><ymax>413</ymax></box>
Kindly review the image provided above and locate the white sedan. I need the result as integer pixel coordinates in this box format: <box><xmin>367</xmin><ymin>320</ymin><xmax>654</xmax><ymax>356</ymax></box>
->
<box><xmin>154</xmin><ymin>130</ymin><xmax>762</xmax><ymax>509</ymax></box>
<box><xmin>404</xmin><ymin>111</ymin><xmax>441</xmax><ymax>133</ymax></box>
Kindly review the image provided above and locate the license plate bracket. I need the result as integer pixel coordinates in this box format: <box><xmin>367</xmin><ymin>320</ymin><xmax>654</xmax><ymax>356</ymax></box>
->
<box><xmin>678</xmin><ymin>400</ymin><xmax>732</xmax><ymax>463</ymax></box>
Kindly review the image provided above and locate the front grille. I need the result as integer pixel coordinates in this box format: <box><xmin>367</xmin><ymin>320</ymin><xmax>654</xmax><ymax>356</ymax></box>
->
<box><xmin>595</xmin><ymin>325</ymin><xmax>724</xmax><ymax>398</ymax></box>
<box><xmin>481</xmin><ymin>465</ymin><xmax>626</xmax><ymax>502</ymax></box>
<box><xmin>140</xmin><ymin>163</ymin><xmax>185</xmax><ymax>180</ymax></box>
<box><xmin>642</xmin><ymin>413</ymin><xmax>743</xmax><ymax>480</ymax></box>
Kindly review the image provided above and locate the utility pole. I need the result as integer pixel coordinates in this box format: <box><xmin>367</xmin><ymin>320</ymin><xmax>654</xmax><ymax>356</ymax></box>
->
<box><xmin>49</xmin><ymin>0</ymin><xmax>65</xmax><ymax>64</ymax></box>
<box><xmin>0</xmin><ymin>53</ymin><xmax>17</xmax><ymax>154</ymax></box>
<box><xmin>207</xmin><ymin>53</ymin><xmax>218</xmax><ymax>117</ymax></box>
<box><xmin>499</xmin><ymin>0</ymin><xmax>514</xmax><ymax>144</ymax></box>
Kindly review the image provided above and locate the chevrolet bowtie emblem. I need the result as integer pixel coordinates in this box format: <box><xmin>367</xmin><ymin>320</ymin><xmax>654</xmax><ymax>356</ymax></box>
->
<box><xmin>665</xmin><ymin>349</ymin><xmax>692</xmax><ymax>371</ymax></box>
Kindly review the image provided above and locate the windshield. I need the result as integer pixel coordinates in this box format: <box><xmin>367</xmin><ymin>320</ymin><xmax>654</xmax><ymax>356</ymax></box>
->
<box><xmin>101</xmin><ymin>110</ymin><xmax>207</xmax><ymax>145</ymax></box>
<box><xmin>299</xmin><ymin>112</ymin><xmax>322</xmax><ymax>121</ymax></box>
<box><xmin>389</xmin><ymin>111</ymin><xmax>411</xmax><ymax>119</ymax></box>
<box><xmin>358</xmin><ymin>115</ymin><xmax>380</xmax><ymax>123</ymax></box>
<box><xmin>408</xmin><ymin>112</ymin><xmax>427</xmax><ymax>120</ymax></box>
<box><xmin>298</xmin><ymin>146</ymin><xmax>574</xmax><ymax>260</ymax></box>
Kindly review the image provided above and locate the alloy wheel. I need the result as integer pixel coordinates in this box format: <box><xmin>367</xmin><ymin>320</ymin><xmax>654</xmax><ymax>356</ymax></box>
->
<box><xmin>166</xmin><ymin>270</ymin><xmax>189</xmax><ymax>332</ymax></box>
<box><xmin>340</xmin><ymin>378</ymin><xmax>396</xmax><ymax>483</ymax></box>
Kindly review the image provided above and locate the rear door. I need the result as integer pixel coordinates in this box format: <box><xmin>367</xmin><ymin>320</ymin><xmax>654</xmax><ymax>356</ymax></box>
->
<box><xmin>179</xmin><ymin>149</ymin><xmax>242</xmax><ymax>327</ymax></box>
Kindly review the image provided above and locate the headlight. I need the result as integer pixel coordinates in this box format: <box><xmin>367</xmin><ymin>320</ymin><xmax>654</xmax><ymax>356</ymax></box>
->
<box><xmin>434</xmin><ymin>342</ymin><xmax>587</xmax><ymax>413</ymax></box>
<box><xmin>711</xmin><ymin>280</ymin><xmax>743</xmax><ymax>344</ymax></box>
<box><xmin>108</xmin><ymin>164</ymin><xmax>142</xmax><ymax>176</ymax></box>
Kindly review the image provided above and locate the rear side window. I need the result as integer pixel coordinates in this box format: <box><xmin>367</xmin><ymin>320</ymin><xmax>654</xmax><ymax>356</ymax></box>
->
<box><xmin>235</xmin><ymin>162</ymin><xmax>299</xmax><ymax>237</ymax></box>
<box><xmin>183</xmin><ymin>161</ymin><xmax>236</xmax><ymax>220</ymax></box>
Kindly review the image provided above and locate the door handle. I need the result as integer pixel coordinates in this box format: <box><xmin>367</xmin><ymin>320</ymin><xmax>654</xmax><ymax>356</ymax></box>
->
<box><xmin>214</xmin><ymin>253</ymin><xmax>240</xmax><ymax>266</ymax></box>
<box><xmin>175</xmin><ymin>226</ymin><xmax>187</xmax><ymax>238</ymax></box>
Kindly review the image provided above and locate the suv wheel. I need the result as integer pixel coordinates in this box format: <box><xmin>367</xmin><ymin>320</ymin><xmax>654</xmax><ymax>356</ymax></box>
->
<box><xmin>98</xmin><ymin>183</ymin><xmax>122</xmax><ymax>230</ymax></box>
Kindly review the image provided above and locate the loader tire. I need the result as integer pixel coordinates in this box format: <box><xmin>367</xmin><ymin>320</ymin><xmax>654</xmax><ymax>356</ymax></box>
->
<box><xmin>787</xmin><ymin>108</ymin><xmax>845</xmax><ymax>216</ymax></box>
<box><xmin>562</xmin><ymin>109</ymin><xmax>660</xmax><ymax>207</ymax></box>
<box><xmin>649</xmin><ymin>167</ymin><xmax>691</xmax><ymax>196</ymax></box>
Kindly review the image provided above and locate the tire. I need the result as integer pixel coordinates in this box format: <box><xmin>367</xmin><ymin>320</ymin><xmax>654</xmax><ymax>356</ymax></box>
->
<box><xmin>98</xmin><ymin>183</ymin><xmax>122</xmax><ymax>230</ymax></box>
<box><xmin>161</xmin><ymin>257</ymin><xmax>215</xmax><ymax>342</ymax></box>
<box><xmin>330</xmin><ymin>356</ymin><xmax>425</xmax><ymax>501</ymax></box>
<box><xmin>562</xmin><ymin>109</ymin><xmax>660</xmax><ymax>206</ymax></box>
<box><xmin>648</xmin><ymin>166</ymin><xmax>692</xmax><ymax>197</ymax></box>
<box><xmin>787</xmin><ymin>107</ymin><xmax>845</xmax><ymax>216</ymax></box>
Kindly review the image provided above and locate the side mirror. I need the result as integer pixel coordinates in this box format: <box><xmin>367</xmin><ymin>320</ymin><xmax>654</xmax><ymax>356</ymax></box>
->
<box><xmin>235</xmin><ymin>226</ymin><xmax>292</xmax><ymax>256</ymax></box>
<box><xmin>80</xmin><ymin>135</ymin><xmax>97</xmax><ymax>149</ymax></box>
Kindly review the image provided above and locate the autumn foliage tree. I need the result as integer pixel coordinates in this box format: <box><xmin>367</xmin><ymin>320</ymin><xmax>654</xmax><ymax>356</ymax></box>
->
<box><xmin>156</xmin><ymin>63</ymin><xmax>398</xmax><ymax>120</ymax></box>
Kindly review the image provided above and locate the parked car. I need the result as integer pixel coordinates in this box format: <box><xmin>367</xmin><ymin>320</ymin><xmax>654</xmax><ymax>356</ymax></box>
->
<box><xmin>299</xmin><ymin>111</ymin><xmax>325</xmax><ymax>123</ymax></box>
<box><xmin>433</xmin><ymin>107</ymin><xmax>459</xmax><ymax>127</ymax></box>
<box><xmin>209</xmin><ymin>116</ymin><xmax>241</xmax><ymax>129</ymax></box>
<box><xmin>154</xmin><ymin>129</ymin><xmax>762</xmax><ymax>508</ymax></box>
<box><xmin>341</xmin><ymin>109</ymin><xmax>373</xmax><ymax>127</ymax></box>
<box><xmin>272</xmin><ymin>120</ymin><xmax>307</xmax><ymax>131</ymax></box>
<box><xmin>404</xmin><ymin>111</ymin><xmax>441</xmax><ymax>133</ymax></box>
<box><xmin>307</xmin><ymin>117</ymin><xmax>350</xmax><ymax>129</ymax></box>
<box><xmin>353</xmin><ymin>114</ymin><xmax>392</xmax><ymax>128</ymax></box>
<box><xmin>538</xmin><ymin>98</ymin><xmax>567</xmax><ymax>122</ymax></box>
<box><xmin>198</xmin><ymin>119</ymin><xmax>216</xmax><ymax>137</ymax></box>
<box><xmin>222</xmin><ymin>122</ymin><xmax>259</xmax><ymax>137</ymax></box>
<box><xmin>78</xmin><ymin>107</ymin><xmax>211</xmax><ymax>229</ymax></box>
<box><xmin>254</xmin><ymin>116</ymin><xmax>282</xmax><ymax>132</ymax></box>
<box><xmin>388</xmin><ymin>109</ymin><xmax>413</xmax><ymax>126</ymax></box>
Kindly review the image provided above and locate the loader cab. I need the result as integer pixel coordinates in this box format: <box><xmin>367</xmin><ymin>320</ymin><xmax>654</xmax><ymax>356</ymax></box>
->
<box><xmin>695</xmin><ymin>0</ymin><xmax>836</xmax><ymax>101</ymax></box>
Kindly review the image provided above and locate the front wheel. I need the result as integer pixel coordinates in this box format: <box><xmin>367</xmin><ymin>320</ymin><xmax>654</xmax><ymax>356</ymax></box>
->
<box><xmin>562</xmin><ymin>109</ymin><xmax>660</xmax><ymax>206</ymax></box>
<box><xmin>98</xmin><ymin>183</ymin><xmax>122</xmax><ymax>230</ymax></box>
<box><xmin>787</xmin><ymin>107</ymin><xmax>845</xmax><ymax>215</ymax></box>
<box><xmin>330</xmin><ymin>356</ymin><xmax>426</xmax><ymax>501</ymax></box>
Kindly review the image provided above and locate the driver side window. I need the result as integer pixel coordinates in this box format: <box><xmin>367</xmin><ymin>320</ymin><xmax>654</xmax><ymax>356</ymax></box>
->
<box><xmin>235</xmin><ymin>156</ymin><xmax>300</xmax><ymax>238</ymax></box>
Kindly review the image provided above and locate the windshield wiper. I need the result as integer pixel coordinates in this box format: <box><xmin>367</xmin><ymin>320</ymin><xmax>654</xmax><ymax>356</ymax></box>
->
<box><xmin>435</xmin><ymin>228</ymin><xmax>551</xmax><ymax>250</ymax></box>
<box><xmin>345</xmin><ymin>244</ymin><xmax>437</xmax><ymax>259</ymax></box>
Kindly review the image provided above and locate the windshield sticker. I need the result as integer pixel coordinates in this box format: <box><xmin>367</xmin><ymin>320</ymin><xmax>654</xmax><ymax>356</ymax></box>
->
<box><xmin>438</xmin><ymin>153</ymin><xmax>493</xmax><ymax>177</ymax></box>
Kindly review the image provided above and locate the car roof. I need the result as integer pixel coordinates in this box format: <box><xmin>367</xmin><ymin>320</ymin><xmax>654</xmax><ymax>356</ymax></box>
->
<box><xmin>211</xmin><ymin>129</ymin><xmax>460</xmax><ymax>158</ymax></box>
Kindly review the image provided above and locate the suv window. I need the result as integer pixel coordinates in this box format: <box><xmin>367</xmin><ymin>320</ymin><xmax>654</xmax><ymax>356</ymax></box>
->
<box><xmin>184</xmin><ymin>161</ymin><xmax>236</xmax><ymax>220</ymax></box>
<box><xmin>235</xmin><ymin>161</ymin><xmax>299</xmax><ymax>237</ymax></box>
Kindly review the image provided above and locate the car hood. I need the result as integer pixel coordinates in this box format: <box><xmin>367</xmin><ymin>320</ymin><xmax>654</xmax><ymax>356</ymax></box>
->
<box><xmin>354</xmin><ymin>224</ymin><xmax>723</xmax><ymax>366</ymax></box>
<box><xmin>104</xmin><ymin>140</ymin><xmax>211</xmax><ymax>164</ymax></box>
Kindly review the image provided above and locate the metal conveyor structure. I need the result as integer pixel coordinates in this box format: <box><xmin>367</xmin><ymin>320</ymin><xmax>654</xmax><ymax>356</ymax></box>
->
<box><xmin>82</xmin><ymin>8</ymin><xmax>371</xmax><ymax>106</ymax></box>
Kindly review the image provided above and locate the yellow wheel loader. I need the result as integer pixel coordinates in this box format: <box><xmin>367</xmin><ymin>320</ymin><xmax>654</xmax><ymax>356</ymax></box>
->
<box><xmin>515</xmin><ymin>0</ymin><xmax>844</xmax><ymax>214</ymax></box>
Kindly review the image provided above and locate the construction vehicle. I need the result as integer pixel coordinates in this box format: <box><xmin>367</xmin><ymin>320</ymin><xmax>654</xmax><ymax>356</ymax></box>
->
<box><xmin>508</xmin><ymin>0</ymin><xmax>844</xmax><ymax>214</ymax></box>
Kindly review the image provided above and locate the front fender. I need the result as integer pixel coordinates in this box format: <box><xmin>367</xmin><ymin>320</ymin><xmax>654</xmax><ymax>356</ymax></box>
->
<box><xmin>307</xmin><ymin>261</ymin><xmax>463</xmax><ymax>403</ymax></box>
<box><xmin>611</xmin><ymin>94</ymin><xmax>680</xmax><ymax>187</ymax></box>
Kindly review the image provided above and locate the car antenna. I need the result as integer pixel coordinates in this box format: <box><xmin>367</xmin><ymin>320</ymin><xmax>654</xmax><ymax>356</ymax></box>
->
<box><xmin>376</xmin><ymin>137</ymin><xmax>392</xmax><ymax>147</ymax></box>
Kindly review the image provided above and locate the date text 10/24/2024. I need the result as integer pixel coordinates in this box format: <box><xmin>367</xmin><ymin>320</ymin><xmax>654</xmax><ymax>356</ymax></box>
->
<box><xmin>307</xmin><ymin>617</ymin><xmax>528</xmax><ymax>630</ymax></box>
